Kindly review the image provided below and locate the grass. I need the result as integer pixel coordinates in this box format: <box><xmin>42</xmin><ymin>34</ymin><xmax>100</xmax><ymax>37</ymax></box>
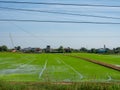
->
<box><xmin>0</xmin><ymin>80</ymin><xmax>120</xmax><ymax>90</ymax></box>
<box><xmin>0</xmin><ymin>52</ymin><xmax>120</xmax><ymax>82</ymax></box>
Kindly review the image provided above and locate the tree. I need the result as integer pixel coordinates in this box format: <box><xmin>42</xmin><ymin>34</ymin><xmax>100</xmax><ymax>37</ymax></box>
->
<box><xmin>115</xmin><ymin>47</ymin><xmax>120</xmax><ymax>54</ymax></box>
<box><xmin>0</xmin><ymin>45</ymin><xmax>8</xmax><ymax>51</ymax></box>
<box><xmin>2</xmin><ymin>45</ymin><xmax>8</xmax><ymax>51</ymax></box>
<box><xmin>90</xmin><ymin>48</ymin><xmax>97</xmax><ymax>53</ymax></box>
<box><xmin>0</xmin><ymin>46</ymin><xmax>2</xmax><ymax>51</ymax></box>
<box><xmin>15</xmin><ymin>46</ymin><xmax>21</xmax><ymax>51</ymax></box>
<box><xmin>58</xmin><ymin>46</ymin><xmax>64</xmax><ymax>53</ymax></box>
<box><xmin>80</xmin><ymin>47</ymin><xmax>88</xmax><ymax>52</ymax></box>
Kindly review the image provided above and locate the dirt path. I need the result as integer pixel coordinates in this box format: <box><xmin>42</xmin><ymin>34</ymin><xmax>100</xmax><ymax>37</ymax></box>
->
<box><xmin>65</xmin><ymin>55</ymin><xmax>120</xmax><ymax>72</ymax></box>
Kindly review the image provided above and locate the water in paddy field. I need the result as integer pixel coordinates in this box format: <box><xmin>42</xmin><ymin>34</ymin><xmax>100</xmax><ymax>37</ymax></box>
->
<box><xmin>0</xmin><ymin>53</ymin><xmax>120</xmax><ymax>82</ymax></box>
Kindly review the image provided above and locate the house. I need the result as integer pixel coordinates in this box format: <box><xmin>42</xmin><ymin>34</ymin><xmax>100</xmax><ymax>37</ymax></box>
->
<box><xmin>97</xmin><ymin>45</ymin><xmax>107</xmax><ymax>53</ymax></box>
<box><xmin>46</xmin><ymin>45</ymin><xmax>51</xmax><ymax>53</ymax></box>
<box><xmin>64</xmin><ymin>47</ymin><xmax>71</xmax><ymax>53</ymax></box>
<box><xmin>97</xmin><ymin>48</ymin><xmax>106</xmax><ymax>53</ymax></box>
<box><xmin>22</xmin><ymin>47</ymin><xmax>42</xmax><ymax>53</ymax></box>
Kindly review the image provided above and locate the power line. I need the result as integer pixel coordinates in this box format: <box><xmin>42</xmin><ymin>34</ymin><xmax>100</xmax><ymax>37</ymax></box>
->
<box><xmin>0</xmin><ymin>7</ymin><xmax>120</xmax><ymax>20</ymax></box>
<box><xmin>0</xmin><ymin>11</ymin><xmax>54</xmax><ymax>46</ymax></box>
<box><xmin>0</xmin><ymin>19</ymin><xmax>120</xmax><ymax>24</ymax></box>
<box><xmin>9</xmin><ymin>32</ymin><xmax>14</xmax><ymax>48</ymax></box>
<box><xmin>0</xmin><ymin>1</ymin><xmax>120</xmax><ymax>8</ymax></box>
<box><xmin>1</xmin><ymin>35</ymin><xmax>120</xmax><ymax>38</ymax></box>
<box><xmin>6</xmin><ymin>21</ymin><xmax>50</xmax><ymax>45</ymax></box>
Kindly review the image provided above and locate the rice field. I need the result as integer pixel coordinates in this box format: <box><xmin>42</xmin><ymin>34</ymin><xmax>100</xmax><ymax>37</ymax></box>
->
<box><xmin>71</xmin><ymin>53</ymin><xmax>120</xmax><ymax>67</ymax></box>
<box><xmin>0</xmin><ymin>52</ymin><xmax>120</xmax><ymax>82</ymax></box>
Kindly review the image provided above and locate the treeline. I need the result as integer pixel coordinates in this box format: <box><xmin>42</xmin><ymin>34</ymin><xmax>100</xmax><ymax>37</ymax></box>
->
<box><xmin>0</xmin><ymin>45</ymin><xmax>120</xmax><ymax>54</ymax></box>
<box><xmin>72</xmin><ymin>47</ymin><xmax>120</xmax><ymax>54</ymax></box>
<box><xmin>0</xmin><ymin>45</ymin><xmax>21</xmax><ymax>52</ymax></box>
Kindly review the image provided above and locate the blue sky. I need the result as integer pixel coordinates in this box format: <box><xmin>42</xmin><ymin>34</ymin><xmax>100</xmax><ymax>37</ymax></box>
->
<box><xmin>0</xmin><ymin>0</ymin><xmax>120</xmax><ymax>49</ymax></box>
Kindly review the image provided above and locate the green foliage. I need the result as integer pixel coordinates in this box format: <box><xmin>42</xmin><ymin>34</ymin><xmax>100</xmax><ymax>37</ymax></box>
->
<box><xmin>0</xmin><ymin>80</ymin><xmax>27</xmax><ymax>90</ymax></box>
<box><xmin>0</xmin><ymin>81</ymin><xmax>120</xmax><ymax>90</ymax></box>
<box><xmin>0</xmin><ymin>45</ymin><xmax>8</xmax><ymax>51</ymax></box>
<box><xmin>58</xmin><ymin>46</ymin><xmax>65</xmax><ymax>53</ymax></box>
<box><xmin>80</xmin><ymin>47</ymin><xmax>88</xmax><ymax>52</ymax></box>
<box><xmin>114</xmin><ymin>47</ymin><xmax>120</xmax><ymax>54</ymax></box>
<box><xmin>90</xmin><ymin>48</ymin><xmax>97</xmax><ymax>53</ymax></box>
<box><xmin>15</xmin><ymin>46</ymin><xmax>21</xmax><ymax>51</ymax></box>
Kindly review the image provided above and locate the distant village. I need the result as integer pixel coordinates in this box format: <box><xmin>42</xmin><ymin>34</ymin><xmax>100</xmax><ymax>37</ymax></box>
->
<box><xmin>20</xmin><ymin>45</ymin><xmax>72</xmax><ymax>53</ymax></box>
<box><xmin>0</xmin><ymin>45</ymin><xmax>120</xmax><ymax>54</ymax></box>
<box><xmin>20</xmin><ymin>45</ymin><xmax>107</xmax><ymax>53</ymax></box>
<box><xmin>20</xmin><ymin>45</ymin><xmax>71</xmax><ymax>53</ymax></box>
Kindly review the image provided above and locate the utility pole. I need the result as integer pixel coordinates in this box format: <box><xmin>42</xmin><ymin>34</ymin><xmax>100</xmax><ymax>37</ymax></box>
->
<box><xmin>9</xmin><ymin>33</ymin><xmax>14</xmax><ymax>48</ymax></box>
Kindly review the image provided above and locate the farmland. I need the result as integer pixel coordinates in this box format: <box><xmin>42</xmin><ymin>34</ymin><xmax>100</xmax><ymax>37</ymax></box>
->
<box><xmin>71</xmin><ymin>53</ymin><xmax>120</xmax><ymax>67</ymax></box>
<box><xmin>0</xmin><ymin>52</ymin><xmax>120</xmax><ymax>82</ymax></box>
